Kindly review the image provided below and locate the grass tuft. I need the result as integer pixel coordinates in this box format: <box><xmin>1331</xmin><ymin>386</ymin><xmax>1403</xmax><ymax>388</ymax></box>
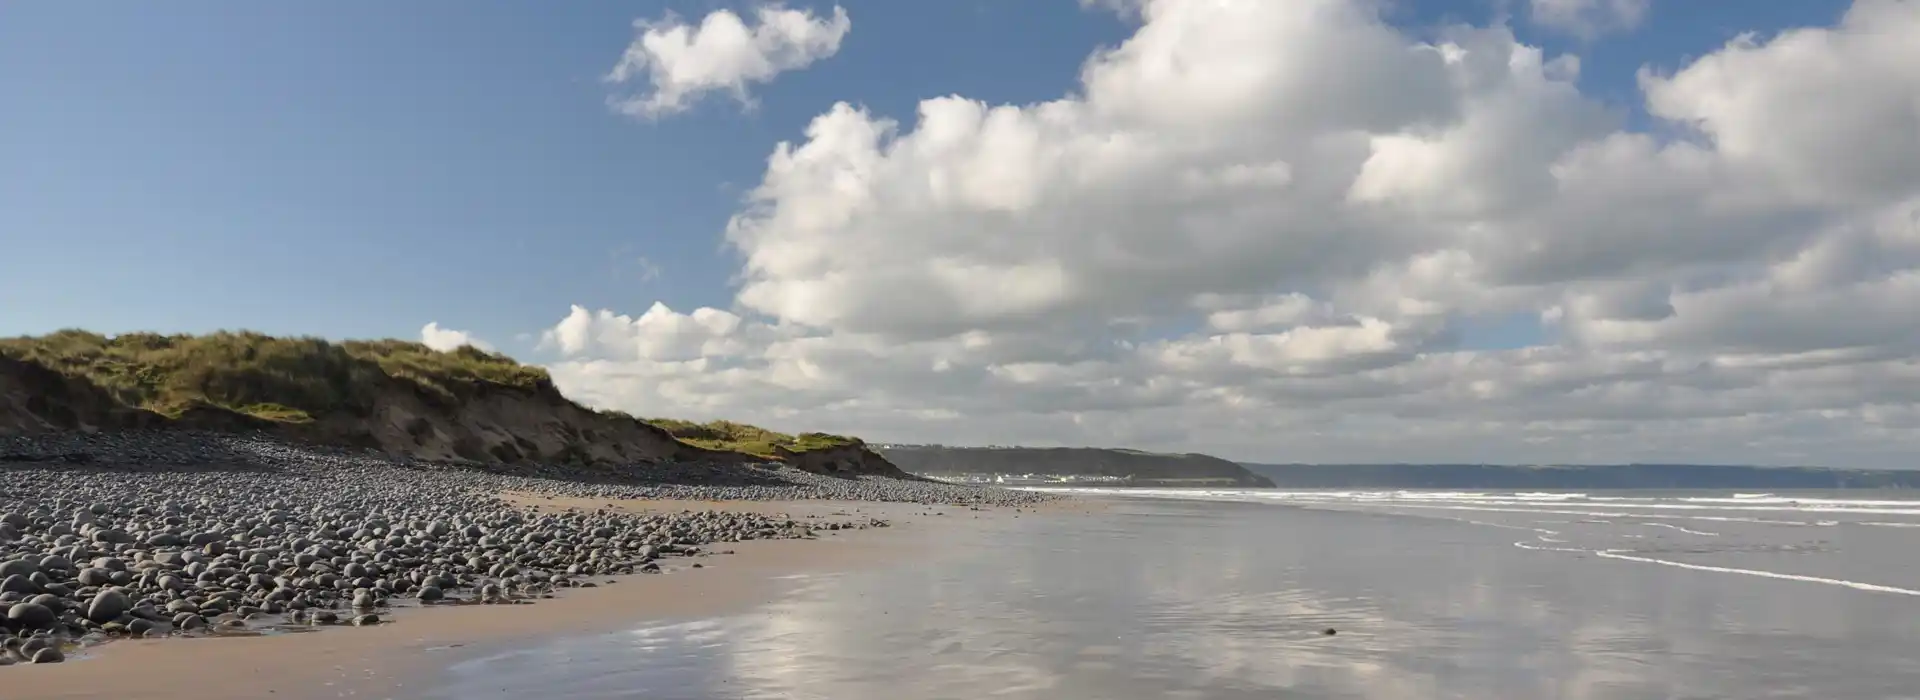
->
<box><xmin>644</xmin><ymin>418</ymin><xmax>857</xmax><ymax>457</ymax></box>
<box><xmin>0</xmin><ymin>330</ymin><xmax>864</xmax><ymax>458</ymax></box>
<box><xmin>0</xmin><ymin>329</ymin><xmax>549</xmax><ymax>423</ymax></box>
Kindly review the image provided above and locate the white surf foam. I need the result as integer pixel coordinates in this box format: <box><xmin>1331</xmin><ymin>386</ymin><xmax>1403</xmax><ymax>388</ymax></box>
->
<box><xmin>1642</xmin><ymin>522</ymin><xmax>1720</xmax><ymax>537</ymax></box>
<box><xmin>1591</xmin><ymin>550</ymin><xmax>1920</xmax><ymax>597</ymax></box>
<box><xmin>1331</xmin><ymin>502</ymin><xmax>1824</xmax><ymax>526</ymax></box>
<box><xmin>1509</xmin><ymin>539</ymin><xmax>1920</xmax><ymax>597</ymax></box>
<box><xmin>1028</xmin><ymin>487</ymin><xmax>1920</xmax><ymax>520</ymax></box>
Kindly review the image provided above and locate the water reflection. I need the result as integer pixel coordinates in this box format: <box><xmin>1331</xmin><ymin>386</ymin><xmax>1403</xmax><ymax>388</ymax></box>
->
<box><xmin>432</xmin><ymin>498</ymin><xmax>1920</xmax><ymax>699</ymax></box>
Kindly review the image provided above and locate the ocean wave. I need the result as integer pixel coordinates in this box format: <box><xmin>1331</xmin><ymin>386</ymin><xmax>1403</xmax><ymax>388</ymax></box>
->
<box><xmin>1028</xmin><ymin>487</ymin><xmax>1920</xmax><ymax>517</ymax></box>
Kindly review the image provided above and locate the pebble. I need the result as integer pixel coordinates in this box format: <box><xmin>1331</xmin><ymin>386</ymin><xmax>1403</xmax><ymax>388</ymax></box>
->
<box><xmin>6</xmin><ymin>602</ymin><xmax>55</xmax><ymax>631</ymax></box>
<box><xmin>0</xmin><ymin>430</ymin><xmax>1055</xmax><ymax>668</ymax></box>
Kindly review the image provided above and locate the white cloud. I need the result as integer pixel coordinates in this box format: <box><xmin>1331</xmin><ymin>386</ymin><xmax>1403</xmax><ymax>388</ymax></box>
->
<box><xmin>1078</xmin><ymin>0</ymin><xmax>1148</xmax><ymax>19</ymax></box>
<box><xmin>420</xmin><ymin>322</ymin><xmax>494</xmax><ymax>352</ymax></box>
<box><xmin>547</xmin><ymin>0</ymin><xmax>1920</xmax><ymax>467</ymax></box>
<box><xmin>1529</xmin><ymin>0</ymin><xmax>1651</xmax><ymax>38</ymax></box>
<box><xmin>606</xmin><ymin>4</ymin><xmax>851</xmax><ymax>118</ymax></box>
<box><xmin>1639</xmin><ymin>2</ymin><xmax>1920</xmax><ymax>209</ymax></box>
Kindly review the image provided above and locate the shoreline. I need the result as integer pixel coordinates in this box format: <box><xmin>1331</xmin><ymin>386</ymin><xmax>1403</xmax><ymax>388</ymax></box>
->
<box><xmin>6</xmin><ymin>498</ymin><xmax>984</xmax><ymax>700</ymax></box>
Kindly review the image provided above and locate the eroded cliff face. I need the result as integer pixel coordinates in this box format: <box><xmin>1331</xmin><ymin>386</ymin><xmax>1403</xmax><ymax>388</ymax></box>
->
<box><xmin>0</xmin><ymin>355</ymin><xmax>164</xmax><ymax>434</ymax></box>
<box><xmin>0</xmin><ymin>356</ymin><xmax>903</xmax><ymax>476</ymax></box>
<box><xmin>348</xmin><ymin>380</ymin><xmax>694</xmax><ymax>464</ymax></box>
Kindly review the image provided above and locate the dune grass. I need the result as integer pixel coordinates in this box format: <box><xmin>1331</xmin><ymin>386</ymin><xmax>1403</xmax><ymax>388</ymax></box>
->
<box><xmin>643</xmin><ymin>418</ymin><xmax>857</xmax><ymax>457</ymax></box>
<box><xmin>2</xmin><ymin>330</ymin><xmax>863</xmax><ymax>459</ymax></box>
<box><xmin>0</xmin><ymin>329</ymin><xmax>550</xmax><ymax>423</ymax></box>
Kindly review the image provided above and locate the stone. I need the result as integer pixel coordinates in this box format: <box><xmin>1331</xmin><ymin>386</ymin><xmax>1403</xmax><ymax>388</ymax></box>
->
<box><xmin>0</xmin><ymin>574</ymin><xmax>37</xmax><ymax>595</ymax></box>
<box><xmin>6</xmin><ymin>602</ymin><xmax>56</xmax><ymax>630</ymax></box>
<box><xmin>27</xmin><ymin>594</ymin><xmax>63</xmax><ymax>611</ymax></box>
<box><xmin>86</xmin><ymin>588</ymin><xmax>131</xmax><ymax>624</ymax></box>
<box><xmin>37</xmin><ymin>555</ymin><xmax>73</xmax><ymax>572</ymax></box>
<box><xmin>76</xmin><ymin>568</ymin><xmax>113</xmax><ymax>586</ymax></box>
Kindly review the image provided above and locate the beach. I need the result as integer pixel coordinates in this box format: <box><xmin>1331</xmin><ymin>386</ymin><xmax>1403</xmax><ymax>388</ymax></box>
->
<box><xmin>0</xmin><ymin>432</ymin><xmax>1056</xmax><ymax>698</ymax></box>
<box><xmin>427</xmin><ymin>490</ymin><xmax>1920</xmax><ymax>700</ymax></box>
<box><xmin>7</xmin><ymin>499</ymin><xmax>995</xmax><ymax>700</ymax></box>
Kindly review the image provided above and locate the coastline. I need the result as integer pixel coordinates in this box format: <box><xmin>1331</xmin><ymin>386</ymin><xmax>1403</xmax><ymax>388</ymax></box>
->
<box><xmin>6</xmin><ymin>498</ymin><xmax>984</xmax><ymax>700</ymax></box>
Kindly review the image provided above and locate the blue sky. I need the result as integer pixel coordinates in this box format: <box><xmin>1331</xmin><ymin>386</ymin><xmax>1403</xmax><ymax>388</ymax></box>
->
<box><xmin>0</xmin><ymin>0</ymin><xmax>1846</xmax><ymax>353</ymax></box>
<box><xmin>1</xmin><ymin>1</ymin><xmax>1129</xmax><ymax>346</ymax></box>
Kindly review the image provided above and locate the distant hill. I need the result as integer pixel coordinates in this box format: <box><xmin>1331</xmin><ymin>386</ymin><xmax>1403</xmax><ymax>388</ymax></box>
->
<box><xmin>877</xmin><ymin>445</ymin><xmax>1276</xmax><ymax>487</ymax></box>
<box><xmin>1242</xmin><ymin>462</ymin><xmax>1920</xmax><ymax>490</ymax></box>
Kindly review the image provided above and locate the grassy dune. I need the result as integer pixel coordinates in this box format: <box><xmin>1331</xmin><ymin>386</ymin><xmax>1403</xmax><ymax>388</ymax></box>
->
<box><xmin>0</xmin><ymin>329</ymin><xmax>852</xmax><ymax>454</ymax></box>
<box><xmin>0</xmin><ymin>330</ymin><xmax>547</xmax><ymax>423</ymax></box>
<box><xmin>640</xmin><ymin>417</ymin><xmax>858</xmax><ymax>457</ymax></box>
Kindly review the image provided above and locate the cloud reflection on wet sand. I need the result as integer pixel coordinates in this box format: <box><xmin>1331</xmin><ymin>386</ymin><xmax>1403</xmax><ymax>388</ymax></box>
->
<box><xmin>431</xmin><ymin>497</ymin><xmax>1920</xmax><ymax>699</ymax></box>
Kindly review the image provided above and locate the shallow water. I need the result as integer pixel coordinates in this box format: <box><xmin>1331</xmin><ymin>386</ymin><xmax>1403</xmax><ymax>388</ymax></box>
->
<box><xmin>428</xmin><ymin>491</ymin><xmax>1920</xmax><ymax>699</ymax></box>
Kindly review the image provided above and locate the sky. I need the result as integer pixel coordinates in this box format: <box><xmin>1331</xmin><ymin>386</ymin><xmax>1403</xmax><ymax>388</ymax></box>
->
<box><xmin>4</xmin><ymin>0</ymin><xmax>1917</xmax><ymax>467</ymax></box>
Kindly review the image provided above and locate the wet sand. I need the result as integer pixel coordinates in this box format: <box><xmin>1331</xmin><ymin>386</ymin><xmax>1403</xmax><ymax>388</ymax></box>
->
<box><xmin>425</xmin><ymin>493</ymin><xmax>1920</xmax><ymax>700</ymax></box>
<box><xmin>6</xmin><ymin>497</ymin><xmax>1030</xmax><ymax>700</ymax></box>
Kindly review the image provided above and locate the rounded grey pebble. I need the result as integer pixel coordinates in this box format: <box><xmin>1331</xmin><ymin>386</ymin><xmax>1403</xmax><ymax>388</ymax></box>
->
<box><xmin>86</xmin><ymin>588</ymin><xmax>130</xmax><ymax>623</ymax></box>
<box><xmin>31</xmin><ymin>646</ymin><xmax>65</xmax><ymax>664</ymax></box>
<box><xmin>0</xmin><ymin>574</ymin><xmax>37</xmax><ymax>595</ymax></box>
<box><xmin>7</xmin><ymin>602</ymin><xmax>57</xmax><ymax>630</ymax></box>
<box><xmin>37</xmin><ymin>555</ymin><xmax>74</xmax><ymax>573</ymax></box>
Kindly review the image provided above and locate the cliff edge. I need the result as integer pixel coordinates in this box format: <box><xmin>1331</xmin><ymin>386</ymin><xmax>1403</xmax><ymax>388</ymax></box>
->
<box><xmin>0</xmin><ymin>330</ymin><xmax>904</xmax><ymax>477</ymax></box>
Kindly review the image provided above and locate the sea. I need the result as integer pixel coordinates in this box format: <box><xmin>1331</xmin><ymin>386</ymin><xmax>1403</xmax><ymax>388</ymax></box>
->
<box><xmin>427</xmin><ymin>490</ymin><xmax>1920</xmax><ymax>699</ymax></box>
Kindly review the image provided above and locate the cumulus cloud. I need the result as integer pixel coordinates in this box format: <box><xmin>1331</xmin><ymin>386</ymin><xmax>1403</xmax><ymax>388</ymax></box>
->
<box><xmin>1529</xmin><ymin>0</ymin><xmax>1651</xmax><ymax>38</ymax></box>
<box><xmin>420</xmin><ymin>322</ymin><xmax>494</xmax><ymax>352</ymax></box>
<box><xmin>606</xmin><ymin>4</ymin><xmax>851</xmax><ymax>118</ymax></box>
<box><xmin>547</xmin><ymin>0</ymin><xmax>1920</xmax><ymax>467</ymax></box>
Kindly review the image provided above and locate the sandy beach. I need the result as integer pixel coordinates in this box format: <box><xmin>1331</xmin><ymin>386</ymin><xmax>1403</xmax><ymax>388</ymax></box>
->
<box><xmin>4</xmin><ymin>498</ymin><xmax>1016</xmax><ymax>700</ymax></box>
